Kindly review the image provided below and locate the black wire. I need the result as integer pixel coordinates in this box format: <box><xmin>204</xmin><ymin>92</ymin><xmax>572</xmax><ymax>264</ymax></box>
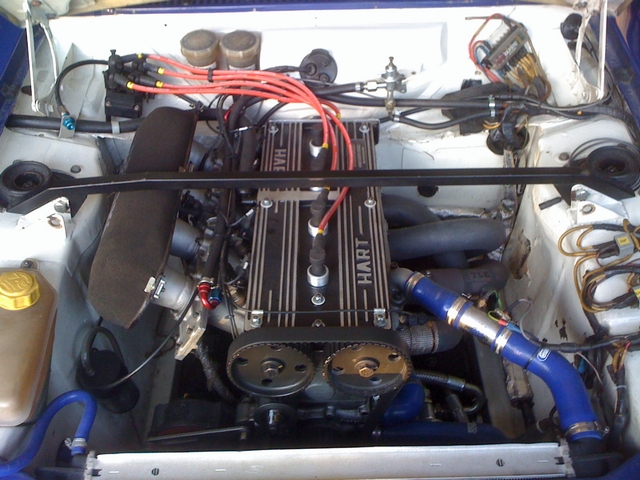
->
<box><xmin>217</xmin><ymin>95</ymin><xmax>236</xmax><ymax>160</ymax></box>
<box><xmin>54</xmin><ymin>59</ymin><xmax>109</xmax><ymax>112</ymax></box>
<box><xmin>393</xmin><ymin>111</ymin><xmax>491</xmax><ymax>130</ymax></box>
<box><xmin>256</xmin><ymin>102</ymin><xmax>287</xmax><ymax>128</ymax></box>
<box><xmin>91</xmin><ymin>292</ymin><xmax>196</xmax><ymax>392</ymax></box>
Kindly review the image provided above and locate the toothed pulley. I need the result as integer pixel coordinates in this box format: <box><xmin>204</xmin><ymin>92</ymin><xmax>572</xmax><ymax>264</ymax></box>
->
<box><xmin>324</xmin><ymin>342</ymin><xmax>411</xmax><ymax>396</ymax></box>
<box><xmin>227</xmin><ymin>344</ymin><xmax>313</xmax><ymax>397</ymax></box>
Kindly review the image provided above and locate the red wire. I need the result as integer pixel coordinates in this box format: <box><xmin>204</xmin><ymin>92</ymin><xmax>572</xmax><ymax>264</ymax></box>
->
<box><xmin>141</xmin><ymin>54</ymin><xmax>355</xmax><ymax>236</ymax></box>
<box><xmin>316</xmin><ymin>108</ymin><xmax>354</xmax><ymax>234</ymax></box>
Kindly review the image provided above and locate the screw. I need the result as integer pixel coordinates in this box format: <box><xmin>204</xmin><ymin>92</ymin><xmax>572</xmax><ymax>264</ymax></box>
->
<box><xmin>312</xmin><ymin>319</ymin><xmax>325</xmax><ymax>327</ymax></box>
<box><xmin>355</xmin><ymin>359</ymin><xmax>379</xmax><ymax>378</ymax></box>
<box><xmin>375</xmin><ymin>314</ymin><xmax>386</xmax><ymax>327</ymax></box>
<box><xmin>581</xmin><ymin>204</ymin><xmax>595</xmax><ymax>215</ymax></box>
<box><xmin>574</xmin><ymin>188</ymin><xmax>590</xmax><ymax>201</ymax></box>
<box><xmin>269</xmin><ymin>124</ymin><xmax>279</xmax><ymax>135</ymax></box>
<box><xmin>151</xmin><ymin>468</ymin><xmax>160</xmax><ymax>476</ymax></box>
<box><xmin>261</xmin><ymin>198</ymin><xmax>273</xmax><ymax>209</ymax></box>
<box><xmin>21</xmin><ymin>259</ymin><xmax>36</xmax><ymax>269</ymax></box>
<box><xmin>53</xmin><ymin>198</ymin><xmax>69</xmax><ymax>213</ymax></box>
<box><xmin>496</xmin><ymin>459</ymin><xmax>505</xmax><ymax>467</ymax></box>
<box><xmin>105</xmin><ymin>100</ymin><xmax>112</xmax><ymax>107</ymax></box>
<box><xmin>251</xmin><ymin>315</ymin><xmax>262</xmax><ymax>327</ymax></box>
<box><xmin>558</xmin><ymin>152</ymin><xmax>570</xmax><ymax>161</ymax></box>
<box><xmin>359</xmin><ymin>124</ymin><xmax>370</xmax><ymax>134</ymax></box>
<box><xmin>364</xmin><ymin>198</ymin><xmax>376</xmax><ymax>208</ymax></box>
<box><xmin>311</xmin><ymin>293</ymin><xmax>325</xmax><ymax>306</ymax></box>
<box><xmin>261</xmin><ymin>359</ymin><xmax>283</xmax><ymax>377</ymax></box>
<box><xmin>70</xmin><ymin>165</ymin><xmax>81</xmax><ymax>174</ymax></box>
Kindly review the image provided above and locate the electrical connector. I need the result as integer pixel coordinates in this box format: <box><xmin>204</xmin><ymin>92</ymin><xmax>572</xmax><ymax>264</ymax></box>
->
<box><xmin>614</xmin><ymin>233</ymin><xmax>635</xmax><ymax>257</ymax></box>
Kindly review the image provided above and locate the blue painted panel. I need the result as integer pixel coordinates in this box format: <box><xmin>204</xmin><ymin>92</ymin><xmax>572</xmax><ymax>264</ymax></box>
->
<box><xmin>606</xmin><ymin>16</ymin><xmax>640</xmax><ymax>131</ymax></box>
<box><xmin>0</xmin><ymin>15</ymin><xmax>29</xmax><ymax>135</ymax></box>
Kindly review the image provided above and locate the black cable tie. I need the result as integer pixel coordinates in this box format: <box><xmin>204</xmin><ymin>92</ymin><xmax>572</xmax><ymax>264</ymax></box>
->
<box><xmin>208</xmin><ymin>68</ymin><xmax>214</xmax><ymax>83</ymax></box>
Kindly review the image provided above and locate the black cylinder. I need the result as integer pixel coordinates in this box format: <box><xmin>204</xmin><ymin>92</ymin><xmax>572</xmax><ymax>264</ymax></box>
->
<box><xmin>387</xmin><ymin>218</ymin><xmax>506</xmax><ymax>262</ymax></box>
<box><xmin>382</xmin><ymin>194</ymin><xmax>468</xmax><ymax>268</ymax></box>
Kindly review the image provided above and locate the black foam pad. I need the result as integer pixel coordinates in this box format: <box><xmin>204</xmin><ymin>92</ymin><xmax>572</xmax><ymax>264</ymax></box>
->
<box><xmin>88</xmin><ymin>107</ymin><xmax>198</xmax><ymax>327</ymax></box>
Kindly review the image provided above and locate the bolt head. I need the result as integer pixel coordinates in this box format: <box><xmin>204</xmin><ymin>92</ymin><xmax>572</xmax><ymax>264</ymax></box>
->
<box><xmin>364</xmin><ymin>198</ymin><xmax>376</xmax><ymax>208</ymax></box>
<box><xmin>261</xmin><ymin>359</ymin><xmax>284</xmax><ymax>377</ymax></box>
<box><xmin>574</xmin><ymin>189</ymin><xmax>590</xmax><ymax>201</ymax></box>
<box><xmin>311</xmin><ymin>293</ymin><xmax>325</xmax><ymax>306</ymax></box>
<box><xmin>355</xmin><ymin>359</ymin><xmax>379</xmax><ymax>378</ymax></box>
<box><xmin>261</xmin><ymin>198</ymin><xmax>273</xmax><ymax>209</ymax></box>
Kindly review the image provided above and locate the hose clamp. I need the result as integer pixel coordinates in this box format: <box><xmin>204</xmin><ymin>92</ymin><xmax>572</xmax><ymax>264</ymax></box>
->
<box><xmin>488</xmin><ymin>95</ymin><xmax>496</xmax><ymax>118</ymax></box>
<box><xmin>70</xmin><ymin>437</ymin><xmax>87</xmax><ymax>451</ymax></box>
<box><xmin>493</xmin><ymin>328</ymin><xmax>512</xmax><ymax>355</ymax></box>
<box><xmin>405</xmin><ymin>272</ymin><xmax>424</xmax><ymax>296</ymax></box>
<box><xmin>564</xmin><ymin>421</ymin><xmax>600</xmax><ymax>439</ymax></box>
<box><xmin>446</xmin><ymin>297</ymin><xmax>468</xmax><ymax>327</ymax></box>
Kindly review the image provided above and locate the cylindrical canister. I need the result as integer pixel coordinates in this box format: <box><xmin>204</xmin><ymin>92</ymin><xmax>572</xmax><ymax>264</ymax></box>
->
<box><xmin>0</xmin><ymin>269</ymin><xmax>57</xmax><ymax>426</ymax></box>
<box><xmin>220</xmin><ymin>30</ymin><xmax>260</xmax><ymax>70</ymax></box>
<box><xmin>180</xmin><ymin>29</ymin><xmax>219</xmax><ymax>68</ymax></box>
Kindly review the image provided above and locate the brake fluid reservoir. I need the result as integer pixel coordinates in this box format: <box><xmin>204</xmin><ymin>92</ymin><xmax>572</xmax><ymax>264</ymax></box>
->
<box><xmin>0</xmin><ymin>269</ymin><xmax>57</xmax><ymax>426</ymax></box>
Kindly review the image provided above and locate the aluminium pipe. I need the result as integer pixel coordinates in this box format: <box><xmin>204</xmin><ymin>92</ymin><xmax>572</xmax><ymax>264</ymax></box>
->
<box><xmin>389</xmin><ymin>268</ymin><xmax>602</xmax><ymax>443</ymax></box>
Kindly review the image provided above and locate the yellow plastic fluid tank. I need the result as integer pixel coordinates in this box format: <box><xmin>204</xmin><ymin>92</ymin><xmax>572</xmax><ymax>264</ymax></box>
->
<box><xmin>0</xmin><ymin>269</ymin><xmax>57</xmax><ymax>426</ymax></box>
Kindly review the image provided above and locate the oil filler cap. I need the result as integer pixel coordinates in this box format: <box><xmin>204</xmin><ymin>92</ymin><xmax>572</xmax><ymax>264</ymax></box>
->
<box><xmin>0</xmin><ymin>271</ymin><xmax>41</xmax><ymax>310</ymax></box>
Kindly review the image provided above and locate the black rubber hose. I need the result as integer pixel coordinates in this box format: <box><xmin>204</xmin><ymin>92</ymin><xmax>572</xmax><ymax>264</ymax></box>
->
<box><xmin>320</xmin><ymin>94</ymin><xmax>491</xmax><ymax>110</ymax></box>
<box><xmin>397</xmin><ymin>321</ymin><xmax>463</xmax><ymax>354</ymax></box>
<box><xmin>387</xmin><ymin>218</ymin><xmax>506</xmax><ymax>262</ymax></box>
<box><xmin>382</xmin><ymin>195</ymin><xmax>468</xmax><ymax>269</ymax></box>
<box><xmin>202</xmin><ymin>189</ymin><xmax>230</xmax><ymax>280</ymax></box>
<box><xmin>238</xmin><ymin>116</ymin><xmax>257</xmax><ymax>174</ymax></box>
<box><xmin>312</xmin><ymin>83</ymin><xmax>360</xmax><ymax>95</ymax></box>
<box><xmin>54</xmin><ymin>59</ymin><xmax>109</xmax><ymax>112</ymax></box>
<box><xmin>413</xmin><ymin>370</ymin><xmax>486</xmax><ymax>415</ymax></box>
<box><xmin>395</xmin><ymin>112</ymin><xmax>490</xmax><ymax>131</ymax></box>
<box><xmin>424</xmin><ymin>260</ymin><xmax>509</xmax><ymax>295</ymax></box>
<box><xmin>6</xmin><ymin>115</ymin><xmax>144</xmax><ymax>133</ymax></box>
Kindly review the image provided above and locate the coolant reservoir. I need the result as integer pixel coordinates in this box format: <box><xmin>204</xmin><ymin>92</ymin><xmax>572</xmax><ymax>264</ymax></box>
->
<box><xmin>0</xmin><ymin>269</ymin><xmax>57</xmax><ymax>426</ymax></box>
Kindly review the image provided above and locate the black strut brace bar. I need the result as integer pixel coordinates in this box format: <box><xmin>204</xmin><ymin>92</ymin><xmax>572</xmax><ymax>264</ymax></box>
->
<box><xmin>7</xmin><ymin>166</ymin><xmax>635</xmax><ymax>215</ymax></box>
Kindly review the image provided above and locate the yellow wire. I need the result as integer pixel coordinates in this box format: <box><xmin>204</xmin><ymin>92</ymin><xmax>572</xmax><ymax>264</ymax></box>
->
<box><xmin>558</xmin><ymin>226</ymin><xmax>595</xmax><ymax>256</ymax></box>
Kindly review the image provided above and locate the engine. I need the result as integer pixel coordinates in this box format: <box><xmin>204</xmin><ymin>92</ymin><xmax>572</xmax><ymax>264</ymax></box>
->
<box><xmin>227</xmin><ymin>120</ymin><xmax>411</xmax><ymax>404</ymax></box>
<box><xmin>4</xmin><ymin>3</ymin><xmax>640</xmax><ymax>477</ymax></box>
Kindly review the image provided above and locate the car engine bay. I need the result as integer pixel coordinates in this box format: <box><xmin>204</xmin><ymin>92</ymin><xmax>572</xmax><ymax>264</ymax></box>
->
<box><xmin>1</xmin><ymin>2</ymin><xmax>640</xmax><ymax>478</ymax></box>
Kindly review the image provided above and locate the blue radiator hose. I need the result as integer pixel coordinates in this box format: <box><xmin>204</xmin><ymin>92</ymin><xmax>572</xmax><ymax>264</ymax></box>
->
<box><xmin>391</xmin><ymin>268</ymin><xmax>602</xmax><ymax>443</ymax></box>
<box><xmin>499</xmin><ymin>330</ymin><xmax>600</xmax><ymax>441</ymax></box>
<box><xmin>0</xmin><ymin>390</ymin><xmax>97</xmax><ymax>478</ymax></box>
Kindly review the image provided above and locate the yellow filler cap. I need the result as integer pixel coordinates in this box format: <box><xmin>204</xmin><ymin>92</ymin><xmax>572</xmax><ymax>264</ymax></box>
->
<box><xmin>0</xmin><ymin>271</ymin><xmax>41</xmax><ymax>310</ymax></box>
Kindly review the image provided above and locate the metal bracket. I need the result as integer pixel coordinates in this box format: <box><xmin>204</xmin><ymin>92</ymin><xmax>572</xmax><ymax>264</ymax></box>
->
<box><xmin>570</xmin><ymin>184</ymin><xmax>628</xmax><ymax>225</ymax></box>
<box><xmin>23</xmin><ymin>0</ymin><xmax>59</xmax><ymax>116</ymax></box>
<box><xmin>174</xmin><ymin>300</ymin><xmax>206</xmax><ymax>361</ymax></box>
<box><xmin>248</xmin><ymin>310</ymin><xmax>264</xmax><ymax>329</ymax></box>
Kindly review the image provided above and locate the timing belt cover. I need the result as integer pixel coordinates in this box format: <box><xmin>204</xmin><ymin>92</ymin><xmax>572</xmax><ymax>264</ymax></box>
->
<box><xmin>88</xmin><ymin>107</ymin><xmax>198</xmax><ymax>328</ymax></box>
